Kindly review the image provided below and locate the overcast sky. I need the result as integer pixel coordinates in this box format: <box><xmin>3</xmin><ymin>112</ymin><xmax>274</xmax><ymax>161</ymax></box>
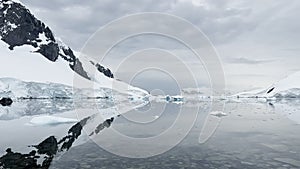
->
<box><xmin>20</xmin><ymin>0</ymin><xmax>300</xmax><ymax>93</ymax></box>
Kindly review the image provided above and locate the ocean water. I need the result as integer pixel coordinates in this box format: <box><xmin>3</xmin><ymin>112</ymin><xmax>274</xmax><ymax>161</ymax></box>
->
<box><xmin>1</xmin><ymin>99</ymin><xmax>300</xmax><ymax>169</ymax></box>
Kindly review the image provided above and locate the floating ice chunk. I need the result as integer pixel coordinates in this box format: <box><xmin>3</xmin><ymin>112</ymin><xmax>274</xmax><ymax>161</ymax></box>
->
<box><xmin>165</xmin><ymin>95</ymin><xmax>184</xmax><ymax>102</ymax></box>
<box><xmin>173</xmin><ymin>95</ymin><xmax>184</xmax><ymax>101</ymax></box>
<box><xmin>209</xmin><ymin>111</ymin><xmax>227</xmax><ymax>117</ymax></box>
<box><xmin>27</xmin><ymin>115</ymin><xmax>78</xmax><ymax>126</ymax></box>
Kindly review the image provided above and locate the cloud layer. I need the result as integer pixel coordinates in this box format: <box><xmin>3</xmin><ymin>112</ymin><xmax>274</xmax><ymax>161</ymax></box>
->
<box><xmin>17</xmin><ymin>0</ymin><xmax>300</xmax><ymax>92</ymax></box>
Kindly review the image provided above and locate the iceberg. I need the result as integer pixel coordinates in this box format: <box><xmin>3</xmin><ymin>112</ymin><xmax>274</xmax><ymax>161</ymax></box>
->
<box><xmin>209</xmin><ymin>111</ymin><xmax>227</xmax><ymax>117</ymax></box>
<box><xmin>27</xmin><ymin>115</ymin><xmax>78</xmax><ymax>126</ymax></box>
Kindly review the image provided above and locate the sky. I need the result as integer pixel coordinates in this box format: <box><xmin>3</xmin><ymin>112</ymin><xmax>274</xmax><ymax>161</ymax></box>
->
<box><xmin>16</xmin><ymin>0</ymin><xmax>300</xmax><ymax>93</ymax></box>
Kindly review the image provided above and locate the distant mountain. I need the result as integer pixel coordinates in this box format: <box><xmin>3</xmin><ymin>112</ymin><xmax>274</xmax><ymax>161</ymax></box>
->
<box><xmin>265</xmin><ymin>71</ymin><xmax>300</xmax><ymax>98</ymax></box>
<box><xmin>235</xmin><ymin>71</ymin><xmax>300</xmax><ymax>99</ymax></box>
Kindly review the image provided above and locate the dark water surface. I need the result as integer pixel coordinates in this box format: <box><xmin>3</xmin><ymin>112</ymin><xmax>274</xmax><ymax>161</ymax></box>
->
<box><xmin>1</xmin><ymin>99</ymin><xmax>300</xmax><ymax>169</ymax></box>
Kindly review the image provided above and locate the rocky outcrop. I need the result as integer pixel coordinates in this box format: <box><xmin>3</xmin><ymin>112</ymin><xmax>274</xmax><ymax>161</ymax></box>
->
<box><xmin>0</xmin><ymin>97</ymin><xmax>12</xmax><ymax>106</ymax></box>
<box><xmin>36</xmin><ymin>42</ymin><xmax>59</xmax><ymax>62</ymax></box>
<box><xmin>0</xmin><ymin>0</ymin><xmax>57</xmax><ymax>61</ymax></box>
<box><xmin>92</xmin><ymin>61</ymin><xmax>114</xmax><ymax>78</ymax></box>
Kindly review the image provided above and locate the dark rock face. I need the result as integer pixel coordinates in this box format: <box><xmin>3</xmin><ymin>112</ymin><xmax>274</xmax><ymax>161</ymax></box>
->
<box><xmin>70</xmin><ymin>58</ymin><xmax>91</xmax><ymax>80</ymax></box>
<box><xmin>95</xmin><ymin>63</ymin><xmax>114</xmax><ymax>78</ymax></box>
<box><xmin>267</xmin><ymin>87</ymin><xmax>275</xmax><ymax>94</ymax></box>
<box><xmin>0</xmin><ymin>0</ymin><xmax>58</xmax><ymax>61</ymax></box>
<box><xmin>60</xmin><ymin>47</ymin><xmax>76</xmax><ymax>62</ymax></box>
<box><xmin>0</xmin><ymin>0</ymin><xmax>114</xmax><ymax>80</ymax></box>
<box><xmin>36</xmin><ymin>42</ymin><xmax>59</xmax><ymax>62</ymax></box>
<box><xmin>0</xmin><ymin>97</ymin><xmax>13</xmax><ymax>106</ymax></box>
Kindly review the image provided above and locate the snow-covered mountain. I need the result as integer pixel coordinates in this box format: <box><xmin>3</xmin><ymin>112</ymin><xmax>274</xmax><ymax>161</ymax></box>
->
<box><xmin>264</xmin><ymin>71</ymin><xmax>300</xmax><ymax>98</ymax></box>
<box><xmin>235</xmin><ymin>71</ymin><xmax>300</xmax><ymax>99</ymax></box>
<box><xmin>0</xmin><ymin>0</ymin><xmax>111</xmax><ymax>79</ymax></box>
<box><xmin>0</xmin><ymin>0</ymin><xmax>148</xmax><ymax>99</ymax></box>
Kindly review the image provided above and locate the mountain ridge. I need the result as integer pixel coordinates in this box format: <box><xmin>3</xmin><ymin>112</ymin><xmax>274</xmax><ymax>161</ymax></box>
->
<box><xmin>0</xmin><ymin>0</ymin><xmax>113</xmax><ymax>80</ymax></box>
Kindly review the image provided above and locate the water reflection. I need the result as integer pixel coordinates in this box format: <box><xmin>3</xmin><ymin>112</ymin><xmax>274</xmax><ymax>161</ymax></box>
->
<box><xmin>0</xmin><ymin>99</ymin><xmax>300</xmax><ymax>168</ymax></box>
<box><xmin>0</xmin><ymin>113</ymin><xmax>115</xmax><ymax>168</ymax></box>
<box><xmin>0</xmin><ymin>99</ymin><xmax>115</xmax><ymax>120</ymax></box>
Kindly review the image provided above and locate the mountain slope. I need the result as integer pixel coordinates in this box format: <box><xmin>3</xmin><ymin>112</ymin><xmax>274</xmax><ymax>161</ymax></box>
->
<box><xmin>265</xmin><ymin>71</ymin><xmax>300</xmax><ymax>98</ymax></box>
<box><xmin>0</xmin><ymin>0</ymin><xmax>111</xmax><ymax>79</ymax></box>
<box><xmin>0</xmin><ymin>0</ymin><xmax>148</xmax><ymax>98</ymax></box>
<box><xmin>235</xmin><ymin>71</ymin><xmax>300</xmax><ymax>98</ymax></box>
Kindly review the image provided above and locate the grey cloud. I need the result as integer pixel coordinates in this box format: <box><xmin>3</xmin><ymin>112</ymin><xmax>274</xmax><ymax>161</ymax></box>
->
<box><xmin>227</xmin><ymin>57</ymin><xmax>274</xmax><ymax>65</ymax></box>
<box><xmin>19</xmin><ymin>0</ymin><xmax>300</xmax><ymax>46</ymax></box>
<box><xmin>169</xmin><ymin>0</ymin><xmax>257</xmax><ymax>44</ymax></box>
<box><xmin>21</xmin><ymin>0</ymin><xmax>176</xmax><ymax>49</ymax></box>
<box><xmin>18</xmin><ymin>1</ymin><xmax>253</xmax><ymax>48</ymax></box>
<box><xmin>16</xmin><ymin>0</ymin><xmax>300</xmax><ymax>91</ymax></box>
<box><xmin>20</xmin><ymin>0</ymin><xmax>300</xmax><ymax>51</ymax></box>
<box><xmin>282</xmin><ymin>48</ymin><xmax>300</xmax><ymax>52</ymax></box>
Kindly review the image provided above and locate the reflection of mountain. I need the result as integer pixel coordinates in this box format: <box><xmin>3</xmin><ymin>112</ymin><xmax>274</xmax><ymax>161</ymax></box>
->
<box><xmin>0</xmin><ymin>146</ymin><xmax>54</xmax><ymax>169</ymax></box>
<box><xmin>0</xmin><ymin>99</ymin><xmax>200</xmax><ymax>168</ymax></box>
<box><xmin>57</xmin><ymin>117</ymin><xmax>91</xmax><ymax>152</ymax></box>
<box><xmin>90</xmin><ymin>117</ymin><xmax>114</xmax><ymax>136</ymax></box>
<box><xmin>0</xmin><ymin>115</ymin><xmax>115</xmax><ymax>168</ymax></box>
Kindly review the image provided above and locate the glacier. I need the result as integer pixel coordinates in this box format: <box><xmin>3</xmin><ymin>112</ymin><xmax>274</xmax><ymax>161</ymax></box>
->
<box><xmin>0</xmin><ymin>77</ymin><xmax>150</xmax><ymax>120</ymax></box>
<box><xmin>27</xmin><ymin>115</ymin><xmax>78</xmax><ymax>126</ymax></box>
<box><xmin>0</xmin><ymin>77</ymin><xmax>115</xmax><ymax>99</ymax></box>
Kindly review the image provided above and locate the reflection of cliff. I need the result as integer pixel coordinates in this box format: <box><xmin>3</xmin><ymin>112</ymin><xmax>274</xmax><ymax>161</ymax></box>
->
<box><xmin>90</xmin><ymin>117</ymin><xmax>114</xmax><ymax>136</ymax></box>
<box><xmin>58</xmin><ymin>117</ymin><xmax>90</xmax><ymax>151</ymax></box>
<box><xmin>0</xmin><ymin>115</ymin><xmax>115</xmax><ymax>168</ymax></box>
<box><xmin>0</xmin><ymin>136</ymin><xmax>57</xmax><ymax>169</ymax></box>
